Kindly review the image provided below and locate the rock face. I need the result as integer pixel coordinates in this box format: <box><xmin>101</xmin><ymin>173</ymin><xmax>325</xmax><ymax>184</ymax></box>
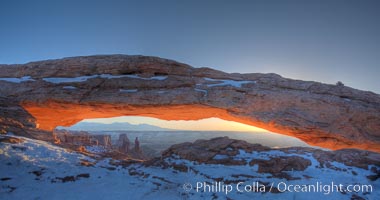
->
<box><xmin>134</xmin><ymin>137</ymin><xmax>141</xmax><ymax>153</ymax></box>
<box><xmin>0</xmin><ymin>96</ymin><xmax>50</xmax><ymax>141</ymax></box>
<box><xmin>0</xmin><ymin>55</ymin><xmax>379</xmax><ymax>152</ymax></box>
<box><xmin>117</xmin><ymin>133</ymin><xmax>130</xmax><ymax>153</ymax></box>
<box><xmin>53</xmin><ymin>129</ymin><xmax>112</xmax><ymax>148</ymax></box>
<box><xmin>161</xmin><ymin>137</ymin><xmax>380</xmax><ymax>173</ymax></box>
<box><xmin>146</xmin><ymin>137</ymin><xmax>380</xmax><ymax>199</ymax></box>
<box><xmin>249</xmin><ymin>156</ymin><xmax>311</xmax><ymax>176</ymax></box>
<box><xmin>0</xmin><ymin>135</ymin><xmax>25</xmax><ymax>144</ymax></box>
<box><xmin>91</xmin><ymin>134</ymin><xmax>112</xmax><ymax>147</ymax></box>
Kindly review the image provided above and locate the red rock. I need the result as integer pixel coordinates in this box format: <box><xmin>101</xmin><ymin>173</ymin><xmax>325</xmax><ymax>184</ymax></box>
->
<box><xmin>162</xmin><ymin>137</ymin><xmax>380</xmax><ymax>171</ymax></box>
<box><xmin>249</xmin><ymin>156</ymin><xmax>312</xmax><ymax>173</ymax></box>
<box><xmin>0</xmin><ymin>136</ymin><xmax>25</xmax><ymax>144</ymax></box>
<box><xmin>0</xmin><ymin>55</ymin><xmax>379</xmax><ymax>152</ymax></box>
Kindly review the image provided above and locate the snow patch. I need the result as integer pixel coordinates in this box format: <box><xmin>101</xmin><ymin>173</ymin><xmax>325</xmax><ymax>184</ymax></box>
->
<box><xmin>125</xmin><ymin>74</ymin><xmax>168</xmax><ymax>80</ymax></box>
<box><xmin>43</xmin><ymin>75</ymin><xmax>98</xmax><ymax>83</ymax></box>
<box><xmin>63</xmin><ymin>86</ymin><xmax>77</xmax><ymax>90</ymax></box>
<box><xmin>85</xmin><ymin>146</ymin><xmax>108</xmax><ymax>153</ymax></box>
<box><xmin>0</xmin><ymin>76</ymin><xmax>35</xmax><ymax>83</ymax></box>
<box><xmin>43</xmin><ymin>74</ymin><xmax>168</xmax><ymax>84</ymax></box>
<box><xmin>343</xmin><ymin>98</ymin><xmax>351</xmax><ymax>102</ymax></box>
<box><xmin>204</xmin><ymin>77</ymin><xmax>255</xmax><ymax>88</ymax></box>
<box><xmin>194</xmin><ymin>88</ymin><xmax>208</xmax><ymax>95</ymax></box>
<box><xmin>213</xmin><ymin>154</ymin><xmax>230</xmax><ymax>160</ymax></box>
<box><xmin>119</xmin><ymin>89</ymin><xmax>138</xmax><ymax>93</ymax></box>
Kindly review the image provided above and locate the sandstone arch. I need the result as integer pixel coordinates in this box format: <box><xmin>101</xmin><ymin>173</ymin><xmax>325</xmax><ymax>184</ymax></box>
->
<box><xmin>0</xmin><ymin>55</ymin><xmax>379</xmax><ymax>152</ymax></box>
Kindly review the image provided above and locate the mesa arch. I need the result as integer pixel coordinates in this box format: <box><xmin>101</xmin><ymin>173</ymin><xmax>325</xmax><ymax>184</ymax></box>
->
<box><xmin>0</xmin><ymin>55</ymin><xmax>379</xmax><ymax>152</ymax></box>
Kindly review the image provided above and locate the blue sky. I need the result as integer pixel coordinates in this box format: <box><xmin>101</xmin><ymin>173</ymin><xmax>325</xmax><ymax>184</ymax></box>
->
<box><xmin>0</xmin><ymin>0</ymin><xmax>379</xmax><ymax>93</ymax></box>
<box><xmin>1</xmin><ymin>0</ymin><xmax>379</xmax><ymax>131</ymax></box>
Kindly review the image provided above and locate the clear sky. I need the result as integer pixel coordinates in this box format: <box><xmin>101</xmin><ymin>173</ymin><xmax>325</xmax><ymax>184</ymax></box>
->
<box><xmin>1</xmin><ymin>0</ymin><xmax>379</xmax><ymax>131</ymax></box>
<box><xmin>0</xmin><ymin>0</ymin><xmax>379</xmax><ymax>93</ymax></box>
<box><xmin>82</xmin><ymin>117</ymin><xmax>269</xmax><ymax>132</ymax></box>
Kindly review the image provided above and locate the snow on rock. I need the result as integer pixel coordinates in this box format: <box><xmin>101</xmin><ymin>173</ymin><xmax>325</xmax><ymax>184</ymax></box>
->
<box><xmin>43</xmin><ymin>75</ymin><xmax>98</xmax><ymax>83</ymax></box>
<box><xmin>0</xmin><ymin>136</ymin><xmax>151</xmax><ymax>200</ymax></box>
<box><xmin>119</xmin><ymin>89</ymin><xmax>138</xmax><ymax>93</ymax></box>
<box><xmin>213</xmin><ymin>154</ymin><xmax>230</xmax><ymax>160</ymax></box>
<box><xmin>84</xmin><ymin>146</ymin><xmax>107</xmax><ymax>153</ymax></box>
<box><xmin>1</xmin><ymin>136</ymin><xmax>379</xmax><ymax>200</ymax></box>
<box><xmin>42</xmin><ymin>74</ymin><xmax>168</xmax><ymax>84</ymax></box>
<box><xmin>204</xmin><ymin>77</ymin><xmax>255</xmax><ymax>88</ymax></box>
<box><xmin>125</xmin><ymin>75</ymin><xmax>168</xmax><ymax>81</ymax></box>
<box><xmin>1</xmin><ymin>55</ymin><xmax>380</xmax><ymax>154</ymax></box>
<box><xmin>0</xmin><ymin>76</ymin><xmax>35</xmax><ymax>83</ymax></box>
<box><xmin>194</xmin><ymin>88</ymin><xmax>208</xmax><ymax>96</ymax></box>
<box><xmin>62</xmin><ymin>86</ymin><xmax>77</xmax><ymax>90</ymax></box>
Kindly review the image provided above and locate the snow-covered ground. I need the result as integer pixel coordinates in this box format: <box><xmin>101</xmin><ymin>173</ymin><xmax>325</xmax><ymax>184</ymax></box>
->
<box><xmin>0</xmin><ymin>136</ymin><xmax>175</xmax><ymax>200</ymax></box>
<box><xmin>1</xmin><ymin>136</ymin><xmax>378</xmax><ymax>200</ymax></box>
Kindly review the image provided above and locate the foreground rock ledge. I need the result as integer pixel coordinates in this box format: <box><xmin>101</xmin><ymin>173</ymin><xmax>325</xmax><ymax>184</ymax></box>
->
<box><xmin>0</xmin><ymin>55</ymin><xmax>379</xmax><ymax>152</ymax></box>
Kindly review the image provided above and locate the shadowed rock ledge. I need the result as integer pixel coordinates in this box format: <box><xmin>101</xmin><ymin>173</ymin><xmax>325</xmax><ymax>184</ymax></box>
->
<box><xmin>0</xmin><ymin>55</ymin><xmax>379</xmax><ymax>152</ymax></box>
